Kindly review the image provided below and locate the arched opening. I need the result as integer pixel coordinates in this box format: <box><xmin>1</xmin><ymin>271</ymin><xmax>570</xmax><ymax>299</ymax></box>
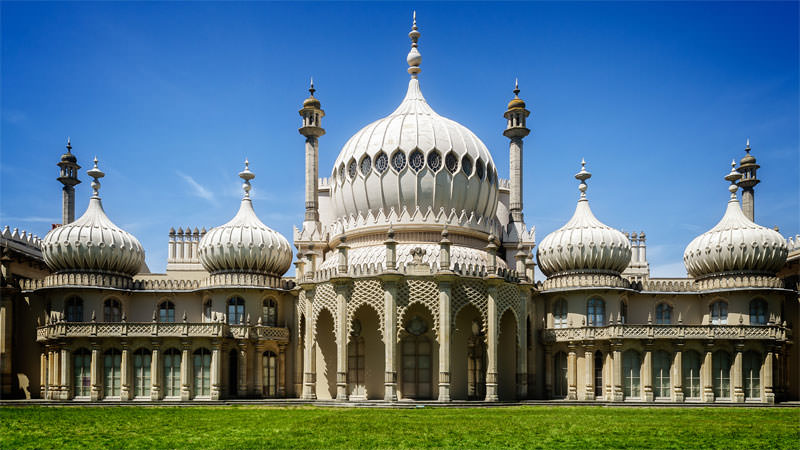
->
<box><xmin>227</xmin><ymin>297</ymin><xmax>245</xmax><ymax>325</ymax></box>
<box><xmin>133</xmin><ymin>348</ymin><xmax>152</xmax><ymax>398</ymax></box>
<box><xmin>228</xmin><ymin>349</ymin><xmax>238</xmax><ymax>398</ymax></box>
<box><xmin>682</xmin><ymin>350</ymin><xmax>701</xmax><ymax>400</ymax></box>
<box><xmin>263</xmin><ymin>351</ymin><xmax>278</xmax><ymax>397</ymax></box>
<box><xmin>348</xmin><ymin>305</ymin><xmax>384</xmax><ymax>400</ymax></box>
<box><xmin>712</xmin><ymin>350</ymin><xmax>731</xmax><ymax>400</ymax></box>
<box><xmin>594</xmin><ymin>351</ymin><xmax>603</xmax><ymax>398</ymax></box>
<box><xmin>399</xmin><ymin>304</ymin><xmax>437</xmax><ymax>400</ymax></box>
<box><xmin>104</xmin><ymin>298</ymin><xmax>121</xmax><ymax>322</ymax></box>
<box><xmin>553</xmin><ymin>351</ymin><xmax>568</xmax><ymax>399</ymax></box>
<box><xmin>710</xmin><ymin>301</ymin><xmax>727</xmax><ymax>325</ymax></box>
<box><xmin>587</xmin><ymin>298</ymin><xmax>605</xmax><ymax>326</ymax></box>
<box><xmin>193</xmin><ymin>348</ymin><xmax>211</xmax><ymax>398</ymax></box>
<box><xmin>498</xmin><ymin>309</ymin><xmax>518</xmax><ymax>400</ymax></box>
<box><xmin>103</xmin><ymin>348</ymin><xmax>122</xmax><ymax>398</ymax></box>
<box><xmin>163</xmin><ymin>348</ymin><xmax>181</xmax><ymax>398</ymax></box>
<box><xmin>66</xmin><ymin>297</ymin><xmax>83</xmax><ymax>322</ymax></box>
<box><xmin>653</xmin><ymin>350</ymin><xmax>671</xmax><ymax>399</ymax></box>
<box><xmin>656</xmin><ymin>303</ymin><xmax>672</xmax><ymax>325</ymax></box>
<box><xmin>622</xmin><ymin>350</ymin><xmax>641</xmax><ymax>400</ymax></box>
<box><xmin>552</xmin><ymin>299</ymin><xmax>567</xmax><ymax>328</ymax></box>
<box><xmin>159</xmin><ymin>301</ymin><xmax>175</xmax><ymax>323</ymax></box>
<box><xmin>452</xmin><ymin>304</ymin><xmax>485</xmax><ymax>400</ymax></box>
<box><xmin>743</xmin><ymin>351</ymin><xmax>762</xmax><ymax>400</ymax></box>
<box><xmin>262</xmin><ymin>298</ymin><xmax>278</xmax><ymax>326</ymax></box>
<box><xmin>72</xmin><ymin>348</ymin><xmax>91</xmax><ymax>398</ymax></box>
<box><xmin>749</xmin><ymin>299</ymin><xmax>767</xmax><ymax>325</ymax></box>
<box><xmin>315</xmin><ymin>308</ymin><xmax>337</xmax><ymax>400</ymax></box>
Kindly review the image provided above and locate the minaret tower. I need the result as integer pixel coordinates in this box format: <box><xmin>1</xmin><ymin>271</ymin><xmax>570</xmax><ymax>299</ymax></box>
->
<box><xmin>57</xmin><ymin>138</ymin><xmax>81</xmax><ymax>225</ymax></box>
<box><xmin>503</xmin><ymin>79</ymin><xmax>531</xmax><ymax>223</ymax></box>
<box><xmin>299</xmin><ymin>78</ymin><xmax>325</xmax><ymax>223</ymax></box>
<box><xmin>737</xmin><ymin>138</ymin><xmax>760</xmax><ymax>221</ymax></box>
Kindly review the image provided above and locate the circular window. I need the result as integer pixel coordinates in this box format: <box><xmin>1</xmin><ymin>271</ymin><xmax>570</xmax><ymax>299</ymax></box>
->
<box><xmin>348</xmin><ymin>159</ymin><xmax>357</xmax><ymax>179</ymax></box>
<box><xmin>445</xmin><ymin>152</ymin><xmax>458</xmax><ymax>174</ymax></box>
<box><xmin>360</xmin><ymin>156</ymin><xmax>372</xmax><ymax>176</ymax></box>
<box><xmin>407</xmin><ymin>316</ymin><xmax>427</xmax><ymax>336</ymax></box>
<box><xmin>409</xmin><ymin>150</ymin><xmax>424</xmax><ymax>172</ymax></box>
<box><xmin>461</xmin><ymin>155</ymin><xmax>473</xmax><ymax>176</ymax></box>
<box><xmin>375</xmin><ymin>152</ymin><xmax>388</xmax><ymax>174</ymax></box>
<box><xmin>392</xmin><ymin>151</ymin><xmax>407</xmax><ymax>171</ymax></box>
<box><xmin>476</xmin><ymin>159</ymin><xmax>485</xmax><ymax>180</ymax></box>
<box><xmin>427</xmin><ymin>152</ymin><xmax>441</xmax><ymax>172</ymax></box>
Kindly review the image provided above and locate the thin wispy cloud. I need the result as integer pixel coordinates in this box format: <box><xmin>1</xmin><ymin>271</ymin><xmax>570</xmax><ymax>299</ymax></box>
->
<box><xmin>177</xmin><ymin>171</ymin><xmax>217</xmax><ymax>205</ymax></box>
<box><xmin>0</xmin><ymin>216</ymin><xmax>58</xmax><ymax>223</ymax></box>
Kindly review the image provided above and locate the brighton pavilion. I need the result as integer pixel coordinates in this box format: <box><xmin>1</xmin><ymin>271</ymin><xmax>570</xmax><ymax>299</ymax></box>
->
<box><xmin>1</xmin><ymin>16</ymin><xmax>798</xmax><ymax>406</ymax></box>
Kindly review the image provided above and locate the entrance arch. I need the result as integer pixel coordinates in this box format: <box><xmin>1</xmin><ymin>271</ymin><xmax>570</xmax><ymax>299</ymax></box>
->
<box><xmin>497</xmin><ymin>309</ymin><xmax>518</xmax><ymax>400</ymax></box>
<box><xmin>399</xmin><ymin>303</ymin><xmax>437</xmax><ymax>400</ymax></box>
<box><xmin>452</xmin><ymin>303</ymin><xmax>486</xmax><ymax>400</ymax></box>
<box><xmin>315</xmin><ymin>308</ymin><xmax>337</xmax><ymax>399</ymax></box>
<box><xmin>348</xmin><ymin>304</ymin><xmax>384</xmax><ymax>400</ymax></box>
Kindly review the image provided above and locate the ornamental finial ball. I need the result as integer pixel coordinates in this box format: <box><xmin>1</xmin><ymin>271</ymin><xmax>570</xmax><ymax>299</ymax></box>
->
<box><xmin>407</xmin><ymin>11</ymin><xmax>421</xmax><ymax>77</ymax></box>
<box><xmin>239</xmin><ymin>159</ymin><xmax>255</xmax><ymax>198</ymax></box>
<box><xmin>87</xmin><ymin>157</ymin><xmax>105</xmax><ymax>197</ymax></box>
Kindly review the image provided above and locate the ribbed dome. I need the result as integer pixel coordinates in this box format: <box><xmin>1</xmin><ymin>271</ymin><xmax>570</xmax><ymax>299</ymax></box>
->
<box><xmin>684</xmin><ymin>166</ymin><xmax>787</xmax><ymax>279</ymax></box>
<box><xmin>42</xmin><ymin>159</ymin><xmax>145</xmax><ymax>277</ymax></box>
<box><xmin>536</xmin><ymin>161</ymin><xmax>631</xmax><ymax>278</ymax></box>
<box><xmin>198</xmin><ymin>162</ymin><xmax>292</xmax><ymax>277</ymax></box>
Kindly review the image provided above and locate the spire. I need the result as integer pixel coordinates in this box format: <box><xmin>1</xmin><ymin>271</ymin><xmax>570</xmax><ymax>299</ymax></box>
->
<box><xmin>66</xmin><ymin>137</ymin><xmax>72</xmax><ymax>153</ymax></box>
<box><xmin>724</xmin><ymin>159</ymin><xmax>741</xmax><ymax>201</ymax></box>
<box><xmin>407</xmin><ymin>11</ymin><xmax>421</xmax><ymax>78</ymax></box>
<box><xmin>513</xmin><ymin>78</ymin><xmax>520</xmax><ymax>98</ymax></box>
<box><xmin>87</xmin><ymin>157</ymin><xmax>105</xmax><ymax>198</ymax></box>
<box><xmin>239</xmin><ymin>159</ymin><xmax>255</xmax><ymax>199</ymax></box>
<box><xmin>745</xmin><ymin>137</ymin><xmax>751</xmax><ymax>153</ymax></box>
<box><xmin>575</xmin><ymin>158</ymin><xmax>591</xmax><ymax>199</ymax></box>
<box><xmin>309</xmin><ymin>77</ymin><xmax>315</xmax><ymax>98</ymax></box>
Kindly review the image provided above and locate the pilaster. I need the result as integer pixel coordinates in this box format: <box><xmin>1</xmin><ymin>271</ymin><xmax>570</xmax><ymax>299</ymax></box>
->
<box><xmin>180</xmin><ymin>341</ymin><xmax>191</xmax><ymax>401</ymax></box>
<box><xmin>672</xmin><ymin>346</ymin><xmax>684</xmax><ymax>402</ymax></box>
<box><xmin>733</xmin><ymin>343</ymin><xmax>744</xmax><ymax>403</ymax></box>
<box><xmin>612</xmin><ymin>341</ymin><xmax>623</xmax><ymax>401</ymax></box>
<box><xmin>210</xmin><ymin>340</ymin><xmax>221</xmax><ymax>400</ymax></box>
<box><xmin>437</xmin><ymin>277</ymin><xmax>452</xmax><ymax>402</ymax></box>
<box><xmin>485</xmin><ymin>280</ymin><xmax>500</xmax><ymax>401</ymax></box>
<box><xmin>567</xmin><ymin>343</ymin><xmax>578</xmax><ymax>400</ymax></box>
<box><xmin>120</xmin><ymin>342</ymin><xmax>131</xmax><ymax>401</ymax></box>
<box><xmin>643</xmin><ymin>344</ymin><xmax>654</xmax><ymax>402</ymax></box>
<box><xmin>584</xmin><ymin>347</ymin><xmax>594</xmax><ymax>401</ymax></box>
<box><xmin>764</xmin><ymin>348</ymin><xmax>775</xmax><ymax>404</ymax></box>
<box><xmin>151</xmin><ymin>342</ymin><xmax>161</xmax><ymax>401</ymax></box>
<box><xmin>333</xmin><ymin>281</ymin><xmax>349</xmax><ymax>401</ymax></box>
<box><xmin>238</xmin><ymin>342</ymin><xmax>249</xmax><ymax>398</ymax></box>
<box><xmin>382</xmin><ymin>274</ymin><xmax>400</xmax><ymax>401</ymax></box>
<box><xmin>278</xmin><ymin>343</ymin><xmax>287</xmax><ymax>398</ymax></box>
<box><xmin>90</xmin><ymin>343</ymin><xmax>101</xmax><ymax>401</ymax></box>
<box><xmin>302</xmin><ymin>287</ymin><xmax>316</xmax><ymax>400</ymax></box>
<box><xmin>702</xmin><ymin>344</ymin><xmax>714</xmax><ymax>403</ymax></box>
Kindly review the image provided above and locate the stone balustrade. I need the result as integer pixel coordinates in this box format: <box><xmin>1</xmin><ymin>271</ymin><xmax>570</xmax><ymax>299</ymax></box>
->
<box><xmin>542</xmin><ymin>323</ymin><xmax>789</xmax><ymax>343</ymax></box>
<box><xmin>36</xmin><ymin>322</ymin><xmax>290</xmax><ymax>342</ymax></box>
<box><xmin>21</xmin><ymin>273</ymin><xmax>295</xmax><ymax>292</ymax></box>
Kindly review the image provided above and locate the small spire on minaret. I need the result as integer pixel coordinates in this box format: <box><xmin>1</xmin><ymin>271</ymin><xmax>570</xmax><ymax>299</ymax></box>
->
<box><xmin>66</xmin><ymin>137</ymin><xmax>72</xmax><ymax>152</ymax></box>
<box><xmin>575</xmin><ymin>158</ymin><xmax>592</xmax><ymax>199</ymax></box>
<box><xmin>239</xmin><ymin>159</ymin><xmax>255</xmax><ymax>199</ymax></box>
<box><xmin>87</xmin><ymin>156</ymin><xmax>105</xmax><ymax>198</ymax></box>
<box><xmin>513</xmin><ymin>78</ymin><xmax>520</xmax><ymax>98</ymax></box>
<box><xmin>309</xmin><ymin>77</ymin><xmax>315</xmax><ymax>97</ymax></box>
<box><xmin>407</xmin><ymin>11</ymin><xmax>421</xmax><ymax>78</ymax></box>
<box><xmin>746</xmin><ymin>138</ymin><xmax>750</xmax><ymax>152</ymax></box>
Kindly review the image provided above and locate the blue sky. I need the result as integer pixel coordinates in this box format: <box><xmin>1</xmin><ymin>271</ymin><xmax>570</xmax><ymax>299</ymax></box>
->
<box><xmin>1</xmin><ymin>1</ymin><xmax>798</xmax><ymax>277</ymax></box>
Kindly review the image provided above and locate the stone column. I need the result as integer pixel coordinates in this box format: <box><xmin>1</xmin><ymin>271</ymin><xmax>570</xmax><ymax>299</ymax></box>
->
<box><xmin>604</xmin><ymin>351</ymin><xmax>614</xmax><ymax>401</ymax></box>
<box><xmin>60</xmin><ymin>347</ymin><xmax>71</xmax><ymax>400</ymax></box>
<box><xmin>39</xmin><ymin>351</ymin><xmax>47</xmax><ymax>399</ymax></box>
<box><xmin>51</xmin><ymin>347</ymin><xmax>60</xmax><ymax>400</ymax></box>
<box><xmin>302</xmin><ymin>289</ymin><xmax>316</xmax><ymax>400</ymax></box>
<box><xmin>90</xmin><ymin>343</ymin><xmax>101</xmax><ymax>401</ymax></box>
<box><xmin>702</xmin><ymin>346</ymin><xmax>714</xmax><ymax>403</ymax></box>
<box><xmin>278</xmin><ymin>343</ymin><xmax>287</xmax><ymax>398</ymax></box>
<box><xmin>584</xmin><ymin>348</ymin><xmax>595</xmax><ymax>401</ymax></box>
<box><xmin>517</xmin><ymin>290</ymin><xmax>528</xmax><ymax>399</ymax></box>
<box><xmin>612</xmin><ymin>342</ymin><xmax>623</xmax><ymax>401</ymax></box>
<box><xmin>254</xmin><ymin>343</ymin><xmax>265</xmax><ymax>397</ymax></box>
<box><xmin>544</xmin><ymin>346</ymin><xmax>553</xmax><ymax>399</ymax></box>
<box><xmin>383</xmin><ymin>277</ymin><xmax>399</xmax><ymax>401</ymax></box>
<box><xmin>334</xmin><ymin>283</ymin><xmax>348</xmax><ymax>402</ymax></box>
<box><xmin>764</xmin><ymin>348</ymin><xmax>774</xmax><ymax>404</ymax></box>
<box><xmin>120</xmin><ymin>342</ymin><xmax>131</xmax><ymax>401</ymax></box>
<box><xmin>180</xmin><ymin>341</ymin><xmax>191</xmax><ymax>401</ymax></box>
<box><xmin>485</xmin><ymin>283</ymin><xmax>499</xmax><ymax>401</ymax></box>
<box><xmin>672</xmin><ymin>347</ymin><xmax>684</xmax><ymax>402</ymax></box>
<box><xmin>733</xmin><ymin>344</ymin><xmax>744</xmax><ymax>402</ymax></box>
<box><xmin>643</xmin><ymin>346</ymin><xmax>654</xmax><ymax>402</ymax></box>
<box><xmin>210</xmin><ymin>340</ymin><xmax>221</xmax><ymax>400</ymax></box>
<box><xmin>567</xmin><ymin>344</ymin><xmax>577</xmax><ymax>400</ymax></box>
<box><xmin>151</xmin><ymin>342</ymin><xmax>161</xmax><ymax>401</ymax></box>
<box><xmin>437</xmin><ymin>279</ymin><xmax>452</xmax><ymax>402</ymax></box>
<box><xmin>238</xmin><ymin>342</ymin><xmax>248</xmax><ymax>398</ymax></box>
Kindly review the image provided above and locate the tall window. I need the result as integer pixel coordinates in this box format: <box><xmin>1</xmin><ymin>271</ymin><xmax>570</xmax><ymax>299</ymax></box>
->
<box><xmin>656</xmin><ymin>303</ymin><xmax>672</xmax><ymax>325</ymax></box>
<box><xmin>193</xmin><ymin>348</ymin><xmax>212</xmax><ymax>397</ymax></box>
<box><xmin>203</xmin><ymin>300</ymin><xmax>212</xmax><ymax>322</ymax></box>
<box><xmin>66</xmin><ymin>297</ymin><xmax>83</xmax><ymax>322</ymax></box>
<box><xmin>710</xmin><ymin>301</ymin><xmax>727</xmax><ymax>325</ymax></box>
<box><xmin>348</xmin><ymin>328</ymin><xmax>365</xmax><ymax>399</ymax></box>
<box><xmin>553</xmin><ymin>351</ymin><xmax>568</xmax><ymax>398</ymax></box>
<box><xmin>401</xmin><ymin>317</ymin><xmax>432</xmax><ymax>399</ymax></box>
<box><xmin>653</xmin><ymin>351</ymin><xmax>671</xmax><ymax>399</ymax></box>
<box><xmin>72</xmin><ymin>348</ymin><xmax>91</xmax><ymax>397</ymax></box>
<box><xmin>159</xmin><ymin>301</ymin><xmax>175</xmax><ymax>323</ymax></box>
<box><xmin>103</xmin><ymin>349</ymin><xmax>122</xmax><ymax>398</ymax></box>
<box><xmin>594</xmin><ymin>351</ymin><xmax>603</xmax><ymax>398</ymax></box>
<box><xmin>682</xmin><ymin>351</ymin><xmax>701</xmax><ymax>400</ymax></box>
<box><xmin>623</xmin><ymin>350</ymin><xmax>641</xmax><ymax>399</ymax></box>
<box><xmin>163</xmin><ymin>348</ymin><xmax>182</xmax><ymax>397</ymax></box>
<box><xmin>228</xmin><ymin>297</ymin><xmax>245</xmax><ymax>325</ymax></box>
<box><xmin>262</xmin><ymin>299</ymin><xmax>277</xmax><ymax>326</ymax></box>
<box><xmin>749</xmin><ymin>299</ymin><xmax>767</xmax><ymax>325</ymax></box>
<box><xmin>553</xmin><ymin>299</ymin><xmax>567</xmax><ymax>328</ymax></box>
<box><xmin>712</xmin><ymin>351</ymin><xmax>731</xmax><ymax>399</ymax></box>
<box><xmin>587</xmin><ymin>298</ymin><xmax>605</xmax><ymax>326</ymax></box>
<box><xmin>133</xmin><ymin>348</ymin><xmax>152</xmax><ymax>398</ymax></box>
<box><xmin>743</xmin><ymin>351</ymin><xmax>761</xmax><ymax>400</ymax></box>
<box><xmin>104</xmin><ymin>299</ymin><xmax>121</xmax><ymax>322</ymax></box>
<box><xmin>263</xmin><ymin>351</ymin><xmax>278</xmax><ymax>398</ymax></box>
<box><xmin>619</xmin><ymin>300</ymin><xmax>627</xmax><ymax>324</ymax></box>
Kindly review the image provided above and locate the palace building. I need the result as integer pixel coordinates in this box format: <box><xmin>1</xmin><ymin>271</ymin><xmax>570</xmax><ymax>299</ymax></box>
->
<box><xmin>1</xmin><ymin>16</ymin><xmax>798</xmax><ymax>404</ymax></box>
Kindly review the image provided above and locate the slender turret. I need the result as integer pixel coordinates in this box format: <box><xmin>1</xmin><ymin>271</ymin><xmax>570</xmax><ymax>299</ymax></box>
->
<box><xmin>299</xmin><ymin>79</ymin><xmax>325</xmax><ymax>223</ymax></box>
<box><xmin>737</xmin><ymin>138</ymin><xmax>760</xmax><ymax>221</ymax></box>
<box><xmin>56</xmin><ymin>138</ymin><xmax>81</xmax><ymax>225</ymax></box>
<box><xmin>503</xmin><ymin>80</ymin><xmax>530</xmax><ymax>223</ymax></box>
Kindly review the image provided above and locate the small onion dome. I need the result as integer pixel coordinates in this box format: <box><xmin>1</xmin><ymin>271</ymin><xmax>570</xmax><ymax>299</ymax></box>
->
<box><xmin>302</xmin><ymin>78</ymin><xmax>321</xmax><ymax>109</ymax></box>
<box><xmin>507</xmin><ymin>79</ymin><xmax>526</xmax><ymax>109</ymax></box>
<box><xmin>683</xmin><ymin>162</ymin><xmax>787</xmax><ymax>279</ymax></box>
<box><xmin>198</xmin><ymin>161</ymin><xmax>292</xmax><ymax>277</ymax></box>
<box><xmin>739</xmin><ymin>139</ymin><xmax>757</xmax><ymax>166</ymax></box>
<box><xmin>60</xmin><ymin>138</ymin><xmax>77</xmax><ymax>163</ymax></box>
<box><xmin>42</xmin><ymin>158</ymin><xmax>145</xmax><ymax>276</ymax></box>
<box><xmin>536</xmin><ymin>160</ymin><xmax>631</xmax><ymax>277</ymax></box>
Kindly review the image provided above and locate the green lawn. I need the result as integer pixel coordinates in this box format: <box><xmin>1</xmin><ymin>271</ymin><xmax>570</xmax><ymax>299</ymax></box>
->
<box><xmin>1</xmin><ymin>405</ymin><xmax>797</xmax><ymax>449</ymax></box>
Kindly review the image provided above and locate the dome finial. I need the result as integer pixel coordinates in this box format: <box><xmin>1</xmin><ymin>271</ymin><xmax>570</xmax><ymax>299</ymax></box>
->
<box><xmin>309</xmin><ymin>77</ymin><xmax>315</xmax><ymax>97</ymax></box>
<box><xmin>66</xmin><ymin>137</ymin><xmax>72</xmax><ymax>152</ymax></box>
<box><xmin>575</xmin><ymin>158</ymin><xmax>591</xmax><ymax>198</ymax></box>
<box><xmin>86</xmin><ymin>156</ymin><xmax>105</xmax><ymax>198</ymax></box>
<box><xmin>724</xmin><ymin>159</ymin><xmax>741</xmax><ymax>199</ymax></box>
<box><xmin>239</xmin><ymin>159</ymin><xmax>255</xmax><ymax>198</ymax></box>
<box><xmin>513</xmin><ymin>78</ymin><xmax>520</xmax><ymax>98</ymax></box>
<box><xmin>745</xmin><ymin>137</ymin><xmax>751</xmax><ymax>153</ymax></box>
<box><xmin>407</xmin><ymin>11</ymin><xmax>422</xmax><ymax>78</ymax></box>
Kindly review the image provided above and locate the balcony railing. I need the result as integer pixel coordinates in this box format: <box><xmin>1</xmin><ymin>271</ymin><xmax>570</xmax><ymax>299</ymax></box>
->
<box><xmin>542</xmin><ymin>323</ymin><xmax>789</xmax><ymax>343</ymax></box>
<box><xmin>36</xmin><ymin>321</ymin><xmax>290</xmax><ymax>342</ymax></box>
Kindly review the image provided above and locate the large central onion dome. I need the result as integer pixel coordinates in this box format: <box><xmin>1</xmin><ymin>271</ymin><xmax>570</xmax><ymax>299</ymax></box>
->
<box><xmin>328</xmin><ymin>17</ymin><xmax>498</xmax><ymax>228</ymax></box>
<box><xmin>684</xmin><ymin>162</ymin><xmax>787</xmax><ymax>279</ymax></box>
<box><xmin>42</xmin><ymin>158</ymin><xmax>145</xmax><ymax>277</ymax></box>
<box><xmin>198</xmin><ymin>161</ymin><xmax>293</xmax><ymax>277</ymax></box>
<box><xmin>536</xmin><ymin>161</ymin><xmax>631</xmax><ymax>278</ymax></box>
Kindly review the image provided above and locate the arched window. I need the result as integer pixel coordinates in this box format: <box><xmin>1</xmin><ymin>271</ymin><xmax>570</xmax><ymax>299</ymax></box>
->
<box><xmin>656</xmin><ymin>303</ymin><xmax>672</xmax><ymax>325</ymax></box>
<box><xmin>682</xmin><ymin>350</ymin><xmax>701</xmax><ymax>400</ymax></box>
<box><xmin>65</xmin><ymin>297</ymin><xmax>83</xmax><ymax>322</ymax></box>
<box><xmin>104</xmin><ymin>298</ymin><xmax>121</xmax><ymax>322</ymax></box>
<box><xmin>262</xmin><ymin>299</ymin><xmax>277</xmax><ymax>327</ymax></box>
<box><xmin>133</xmin><ymin>348</ymin><xmax>151</xmax><ymax>398</ymax></box>
<box><xmin>159</xmin><ymin>301</ymin><xmax>175</xmax><ymax>323</ymax></box>
<box><xmin>712</xmin><ymin>351</ymin><xmax>731</xmax><ymax>399</ymax></box>
<box><xmin>622</xmin><ymin>350</ymin><xmax>641</xmax><ymax>399</ymax></box>
<box><xmin>619</xmin><ymin>300</ymin><xmax>627</xmax><ymax>325</ymax></box>
<box><xmin>743</xmin><ymin>351</ymin><xmax>761</xmax><ymax>400</ymax></box>
<box><xmin>193</xmin><ymin>348</ymin><xmax>212</xmax><ymax>397</ymax></box>
<box><xmin>227</xmin><ymin>297</ymin><xmax>245</xmax><ymax>325</ymax></box>
<box><xmin>653</xmin><ymin>350</ymin><xmax>671</xmax><ymax>399</ymax></box>
<box><xmin>263</xmin><ymin>351</ymin><xmax>278</xmax><ymax>398</ymax></box>
<box><xmin>553</xmin><ymin>299</ymin><xmax>567</xmax><ymax>329</ymax></box>
<box><xmin>594</xmin><ymin>351</ymin><xmax>603</xmax><ymax>398</ymax></box>
<box><xmin>103</xmin><ymin>349</ymin><xmax>122</xmax><ymax>398</ymax></box>
<box><xmin>163</xmin><ymin>348</ymin><xmax>181</xmax><ymax>398</ymax></box>
<box><xmin>203</xmin><ymin>300</ymin><xmax>212</xmax><ymax>322</ymax></box>
<box><xmin>553</xmin><ymin>351</ymin><xmax>568</xmax><ymax>399</ymax></box>
<box><xmin>587</xmin><ymin>298</ymin><xmax>605</xmax><ymax>327</ymax></box>
<box><xmin>749</xmin><ymin>299</ymin><xmax>767</xmax><ymax>325</ymax></box>
<box><xmin>401</xmin><ymin>317</ymin><xmax>432</xmax><ymax>399</ymax></box>
<box><xmin>72</xmin><ymin>348</ymin><xmax>91</xmax><ymax>397</ymax></box>
<box><xmin>710</xmin><ymin>301</ymin><xmax>727</xmax><ymax>325</ymax></box>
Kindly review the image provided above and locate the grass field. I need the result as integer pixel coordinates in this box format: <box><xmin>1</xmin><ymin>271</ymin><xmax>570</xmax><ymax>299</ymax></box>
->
<box><xmin>1</xmin><ymin>405</ymin><xmax>798</xmax><ymax>449</ymax></box>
